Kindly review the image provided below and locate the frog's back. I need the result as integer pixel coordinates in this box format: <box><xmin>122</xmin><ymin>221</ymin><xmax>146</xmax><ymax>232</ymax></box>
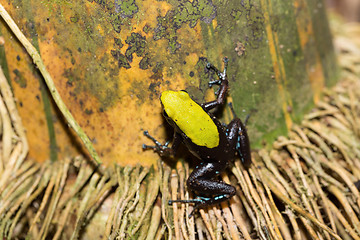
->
<box><xmin>161</xmin><ymin>90</ymin><xmax>219</xmax><ymax>148</ymax></box>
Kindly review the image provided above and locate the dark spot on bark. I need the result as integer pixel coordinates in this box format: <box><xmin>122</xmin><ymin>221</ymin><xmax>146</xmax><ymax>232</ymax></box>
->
<box><xmin>143</xmin><ymin>24</ymin><xmax>151</xmax><ymax>34</ymax></box>
<box><xmin>149</xmin><ymin>82</ymin><xmax>160</xmax><ymax>92</ymax></box>
<box><xmin>111</xmin><ymin>50</ymin><xmax>131</xmax><ymax>69</ymax></box>
<box><xmin>150</xmin><ymin>61</ymin><xmax>164</xmax><ymax>80</ymax></box>
<box><xmin>139</xmin><ymin>55</ymin><xmax>151</xmax><ymax>70</ymax></box>
<box><xmin>125</xmin><ymin>32</ymin><xmax>147</xmax><ymax>62</ymax></box>
<box><xmin>85</xmin><ymin>108</ymin><xmax>93</xmax><ymax>115</ymax></box>
<box><xmin>13</xmin><ymin>69</ymin><xmax>27</xmax><ymax>88</ymax></box>
<box><xmin>114</xmin><ymin>37</ymin><xmax>123</xmax><ymax>48</ymax></box>
<box><xmin>70</xmin><ymin>16</ymin><xmax>79</xmax><ymax>23</ymax></box>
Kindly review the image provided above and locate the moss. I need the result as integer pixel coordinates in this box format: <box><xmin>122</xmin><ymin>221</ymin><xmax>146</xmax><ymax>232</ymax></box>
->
<box><xmin>244</xmin><ymin>6</ymin><xmax>266</xmax><ymax>48</ymax></box>
<box><xmin>143</xmin><ymin>24</ymin><xmax>151</xmax><ymax>34</ymax></box>
<box><xmin>115</xmin><ymin>0</ymin><xmax>139</xmax><ymax>18</ymax></box>
<box><xmin>111</xmin><ymin>50</ymin><xmax>131</xmax><ymax>69</ymax></box>
<box><xmin>84</xmin><ymin>108</ymin><xmax>94</xmax><ymax>115</ymax></box>
<box><xmin>89</xmin><ymin>0</ymin><xmax>139</xmax><ymax>33</ymax></box>
<box><xmin>139</xmin><ymin>55</ymin><xmax>151</xmax><ymax>70</ymax></box>
<box><xmin>125</xmin><ymin>32</ymin><xmax>147</xmax><ymax>62</ymax></box>
<box><xmin>150</xmin><ymin>61</ymin><xmax>164</xmax><ymax>80</ymax></box>
<box><xmin>13</xmin><ymin>69</ymin><xmax>27</xmax><ymax>88</ymax></box>
<box><xmin>85</xmin><ymin>57</ymin><xmax>121</xmax><ymax>110</ymax></box>
<box><xmin>70</xmin><ymin>15</ymin><xmax>79</xmax><ymax>23</ymax></box>
<box><xmin>114</xmin><ymin>37</ymin><xmax>123</xmax><ymax>48</ymax></box>
<box><xmin>231</xmin><ymin>9</ymin><xmax>243</xmax><ymax>21</ymax></box>
<box><xmin>129</xmin><ymin>79</ymin><xmax>149</xmax><ymax>105</ymax></box>
<box><xmin>154</xmin><ymin>0</ymin><xmax>216</xmax><ymax>53</ymax></box>
<box><xmin>92</xmin><ymin>0</ymin><xmax>114</xmax><ymax>10</ymax></box>
<box><xmin>110</xmin><ymin>32</ymin><xmax>149</xmax><ymax>70</ymax></box>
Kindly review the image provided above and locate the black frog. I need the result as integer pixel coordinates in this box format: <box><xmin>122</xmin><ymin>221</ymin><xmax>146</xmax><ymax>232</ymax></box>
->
<box><xmin>143</xmin><ymin>58</ymin><xmax>251</xmax><ymax>216</ymax></box>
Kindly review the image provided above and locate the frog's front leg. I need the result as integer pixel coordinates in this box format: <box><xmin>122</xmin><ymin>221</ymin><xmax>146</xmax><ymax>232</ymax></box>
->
<box><xmin>169</xmin><ymin>162</ymin><xmax>236</xmax><ymax>217</ymax></box>
<box><xmin>143</xmin><ymin>131</ymin><xmax>182</xmax><ymax>157</ymax></box>
<box><xmin>203</xmin><ymin>57</ymin><xmax>229</xmax><ymax>111</ymax></box>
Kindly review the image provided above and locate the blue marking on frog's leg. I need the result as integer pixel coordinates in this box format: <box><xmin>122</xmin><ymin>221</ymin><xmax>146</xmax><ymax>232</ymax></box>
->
<box><xmin>208</xmin><ymin>79</ymin><xmax>222</xmax><ymax>88</ymax></box>
<box><xmin>213</xmin><ymin>194</ymin><xmax>229</xmax><ymax>202</ymax></box>
<box><xmin>168</xmin><ymin>162</ymin><xmax>236</xmax><ymax>218</ymax></box>
<box><xmin>169</xmin><ymin>194</ymin><xmax>234</xmax><ymax>218</ymax></box>
<box><xmin>236</xmin><ymin>135</ymin><xmax>241</xmax><ymax>151</ymax></box>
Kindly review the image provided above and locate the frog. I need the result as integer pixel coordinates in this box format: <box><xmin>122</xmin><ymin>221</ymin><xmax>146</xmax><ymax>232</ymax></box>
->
<box><xmin>143</xmin><ymin>57</ymin><xmax>251</xmax><ymax>217</ymax></box>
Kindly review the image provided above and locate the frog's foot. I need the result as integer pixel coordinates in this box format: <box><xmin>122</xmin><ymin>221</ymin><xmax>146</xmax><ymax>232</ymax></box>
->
<box><xmin>228</xmin><ymin>102</ymin><xmax>253</xmax><ymax>126</ymax></box>
<box><xmin>168</xmin><ymin>197</ymin><xmax>206</xmax><ymax>218</ymax></box>
<box><xmin>169</xmin><ymin>195</ymin><xmax>232</xmax><ymax>218</ymax></box>
<box><xmin>142</xmin><ymin>131</ymin><xmax>171</xmax><ymax>156</ymax></box>
<box><xmin>206</xmin><ymin>57</ymin><xmax>229</xmax><ymax>83</ymax></box>
<box><xmin>228</xmin><ymin>102</ymin><xmax>237</xmax><ymax>118</ymax></box>
<box><xmin>208</xmin><ymin>79</ymin><xmax>222</xmax><ymax>88</ymax></box>
<box><xmin>244</xmin><ymin>114</ymin><xmax>251</xmax><ymax>126</ymax></box>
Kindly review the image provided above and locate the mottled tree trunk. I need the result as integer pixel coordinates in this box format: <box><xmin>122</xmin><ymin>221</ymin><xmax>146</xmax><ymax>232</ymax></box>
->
<box><xmin>0</xmin><ymin>0</ymin><xmax>338</xmax><ymax>165</ymax></box>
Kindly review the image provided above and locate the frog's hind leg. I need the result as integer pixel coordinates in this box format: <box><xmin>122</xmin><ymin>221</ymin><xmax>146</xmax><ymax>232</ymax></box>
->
<box><xmin>227</xmin><ymin>118</ymin><xmax>252</xmax><ymax>168</ymax></box>
<box><xmin>169</xmin><ymin>162</ymin><xmax>236</xmax><ymax>217</ymax></box>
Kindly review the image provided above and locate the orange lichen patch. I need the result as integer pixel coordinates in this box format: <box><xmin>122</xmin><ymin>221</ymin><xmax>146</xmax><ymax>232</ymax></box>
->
<box><xmin>96</xmin><ymin>24</ymin><xmax>105</xmax><ymax>36</ymax></box>
<box><xmin>308</xmin><ymin>62</ymin><xmax>325</xmax><ymax>103</ymax></box>
<box><xmin>82</xmin><ymin>95</ymin><xmax>164</xmax><ymax>166</ymax></box>
<box><xmin>33</xmin><ymin>17</ymin><xmax>198</xmax><ymax>165</ymax></box>
<box><xmin>294</xmin><ymin>0</ymin><xmax>312</xmax><ymax>47</ymax></box>
<box><xmin>261</xmin><ymin>0</ymin><xmax>294</xmax><ymax>130</ymax></box>
<box><xmin>1</xmin><ymin>33</ymin><xmax>50</xmax><ymax>162</ymax></box>
<box><xmin>293</xmin><ymin>0</ymin><xmax>325</xmax><ymax>103</ymax></box>
<box><xmin>141</xmin><ymin>0</ymin><xmax>173</xmax><ymax>23</ymax></box>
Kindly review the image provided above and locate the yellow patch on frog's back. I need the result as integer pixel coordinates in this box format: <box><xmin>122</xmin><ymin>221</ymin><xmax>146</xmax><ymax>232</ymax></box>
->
<box><xmin>161</xmin><ymin>90</ymin><xmax>219</xmax><ymax>148</ymax></box>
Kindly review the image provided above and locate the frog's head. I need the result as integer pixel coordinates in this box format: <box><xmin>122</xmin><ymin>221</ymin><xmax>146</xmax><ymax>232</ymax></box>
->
<box><xmin>160</xmin><ymin>90</ymin><xmax>189</xmax><ymax>127</ymax></box>
<box><xmin>160</xmin><ymin>90</ymin><xmax>219</xmax><ymax>148</ymax></box>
